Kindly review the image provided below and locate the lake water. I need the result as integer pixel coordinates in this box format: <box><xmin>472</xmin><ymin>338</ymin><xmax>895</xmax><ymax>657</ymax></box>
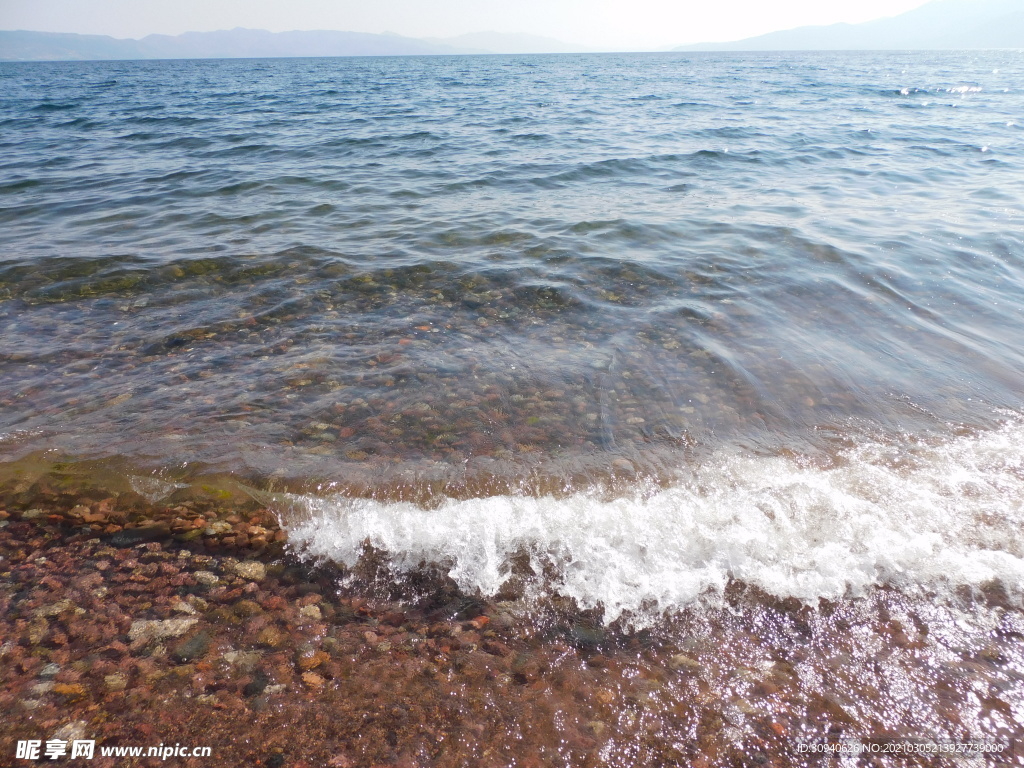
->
<box><xmin>2</xmin><ymin>51</ymin><xmax>1024</xmax><ymax>619</ymax></box>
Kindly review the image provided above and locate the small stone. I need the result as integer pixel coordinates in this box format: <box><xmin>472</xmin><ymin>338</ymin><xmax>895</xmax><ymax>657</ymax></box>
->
<box><xmin>34</xmin><ymin>599</ymin><xmax>73</xmax><ymax>618</ymax></box>
<box><xmin>205</xmin><ymin>521</ymin><xmax>232</xmax><ymax>535</ymax></box>
<box><xmin>53</xmin><ymin>683</ymin><xmax>87</xmax><ymax>702</ymax></box>
<box><xmin>27</xmin><ymin>619</ymin><xmax>49</xmax><ymax>645</ymax></box>
<box><xmin>223</xmin><ymin>650</ymin><xmax>261</xmax><ymax>671</ymax></box>
<box><xmin>39</xmin><ymin>662</ymin><xmax>61</xmax><ymax>678</ymax></box>
<box><xmin>128</xmin><ymin>618</ymin><xmax>198</xmax><ymax>644</ymax></box>
<box><xmin>483</xmin><ymin>640</ymin><xmax>511</xmax><ymax>657</ymax></box>
<box><xmin>171</xmin><ymin>631</ymin><xmax>211</xmax><ymax>663</ymax></box>
<box><xmin>301</xmin><ymin>672</ymin><xmax>325</xmax><ymax>689</ymax></box>
<box><xmin>264</xmin><ymin>684</ymin><xmax>286</xmax><ymax>695</ymax></box>
<box><xmin>256</xmin><ymin>626</ymin><xmax>285</xmax><ymax>649</ymax></box>
<box><xmin>194</xmin><ymin>571</ymin><xmax>219</xmax><ymax>586</ymax></box>
<box><xmin>611</xmin><ymin>458</ymin><xmax>635</xmax><ymax>473</ymax></box>
<box><xmin>51</xmin><ymin>722</ymin><xmax>88</xmax><ymax>742</ymax></box>
<box><xmin>298</xmin><ymin>604</ymin><xmax>322</xmax><ymax>622</ymax></box>
<box><xmin>233</xmin><ymin>600</ymin><xmax>263</xmax><ymax>618</ymax></box>
<box><xmin>170</xmin><ymin>598</ymin><xmax>197</xmax><ymax>615</ymax></box>
<box><xmin>186</xmin><ymin>595</ymin><xmax>209</xmax><ymax>612</ymax></box>
<box><xmin>104</xmin><ymin>673</ymin><xmax>128</xmax><ymax>691</ymax></box>
<box><xmin>296</xmin><ymin>649</ymin><xmax>329</xmax><ymax>671</ymax></box>
<box><xmin>668</xmin><ymin>654</ymin><xmax>702</xmax><ymax>673</ymax></box>
<box><xmin>233</xmin><ymin>561</ymin><xmax>266</xmax><ymax>581</ymax></box>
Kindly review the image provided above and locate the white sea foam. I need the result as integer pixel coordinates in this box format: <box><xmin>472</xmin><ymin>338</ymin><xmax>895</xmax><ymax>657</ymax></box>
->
<box><xmin>283</xmin><ymin>418</ymin><xmax>1024</xmax><ymax>624</ymax></box>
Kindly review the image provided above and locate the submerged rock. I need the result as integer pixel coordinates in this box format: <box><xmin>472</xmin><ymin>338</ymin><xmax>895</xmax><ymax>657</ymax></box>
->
<box><xmin>172</xmin><ymin>631</ymin><xmax>211</xmax><ymax>663</ymax></box>
<box><xmin>194</xmin><ymin>571</ymin><xmax>219</xmax><ymax>586</ymax></box>
<box><xmin>668</xmin><ymin>654</ymin><xmax>702</xmax><ymax>673</ymax></box>
<box><xmin>234</xmin><ymin>561</ymin><xmax>267</xmax><ymax>581</ymax></box>
<box><xmin>298</xmin><ymin>604</ymin><xmax>322</xmax><ymax>623</ymax></box>
<box><xmin>104</xmin><ymin>673</ymin><xmax>128</xmax><ymax>691</ymax></box>
<box><xmin>128</xmin><ymin>618</ymin><xmax>198</xmax><ymax>644</ymax></box>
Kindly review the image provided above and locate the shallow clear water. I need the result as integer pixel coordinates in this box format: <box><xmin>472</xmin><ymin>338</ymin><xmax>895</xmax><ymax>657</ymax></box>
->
<box><xmin>2</xmin><ymin>51</ymin><xmax>1024</xmax><ymax>615</ymax></box>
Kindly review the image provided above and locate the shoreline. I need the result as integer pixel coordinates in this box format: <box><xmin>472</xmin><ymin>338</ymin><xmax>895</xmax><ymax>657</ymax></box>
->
<box><xmin>2</xmin><ymin>481</ymin><xmax>1021</xmax><ymax>766</ymax></box>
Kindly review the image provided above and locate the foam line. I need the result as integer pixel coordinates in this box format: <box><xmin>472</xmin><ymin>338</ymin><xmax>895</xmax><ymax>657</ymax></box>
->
<box><xmin>284</xmin><ymin>417</ymin><xmax>1024</xmax><ymax>624</ymax></box>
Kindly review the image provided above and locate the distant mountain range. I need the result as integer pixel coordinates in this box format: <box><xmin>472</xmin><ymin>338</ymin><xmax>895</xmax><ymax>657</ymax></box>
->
<box><xmin>4</xmin><ymin>0</ymin><xmax>1022</xmax><ymax>62</ymax></box>
<box><xmin>0</xmin><ymin>28</ymin><xmax>586</xmax><ymax>61</ymax></box>
<box><xmin>677</xmin><ymin>0</ymin><xmax>1024</xmax><ymax>51</ymax></box>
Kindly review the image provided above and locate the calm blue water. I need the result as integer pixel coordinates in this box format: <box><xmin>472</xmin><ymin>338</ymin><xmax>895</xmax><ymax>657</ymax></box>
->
<box><xmin>1</xmin><ymin>51</ymin><xmax>1023</xmax><ymax>489</ymax></box>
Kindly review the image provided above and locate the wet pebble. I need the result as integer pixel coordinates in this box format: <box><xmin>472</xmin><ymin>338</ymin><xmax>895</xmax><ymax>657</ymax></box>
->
<box><xmin>234</xmin><ymin>561</ymin><xmax>267</xmax><ymax>581</ymax></box>
<box><xmin>128</xmin><ymin>618</ymin><xmax>198</xmax><ymax>644</ymax></box>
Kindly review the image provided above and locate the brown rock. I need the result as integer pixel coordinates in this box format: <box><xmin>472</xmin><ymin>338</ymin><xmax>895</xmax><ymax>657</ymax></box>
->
<box><xmin>261</xmin><ymin>595</ymin><xmax>286</xmax><ymax>611</ymax></box>
<box><xmin>257</xmin><ymin>626</ymin><xmax>285</xmax><ymax>649</ymax></box>
<box><xmin>483</xmin><ymin>640</ymin><xmax>512</xmax><ymax>658</ymax></box>
<box><xmin>301</xmin><ymin>672</ymin><xmax>325</xmax><ymax>689</ymax></box>
<box><xmin>52</xmin><ymin>683</ymin><xmax>87</xmax><ymax>702</ymax></box>
<box><xmin>104</xmin><ymin>673</ymin><xmax>128</xmax><ymax>691</ymax></box>
<box><xmin>296</xmin><ymin>649</ymin><xmax>329</xmax><ymax>672</ymax></box>
<box><xmin>233</xmin><ymin>600</ymin><xmax>263</xmax><ymax>618</ymax></box>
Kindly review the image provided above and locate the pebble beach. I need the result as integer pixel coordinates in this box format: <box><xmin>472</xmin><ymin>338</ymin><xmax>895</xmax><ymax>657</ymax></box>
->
<box><xmin>2</xmin><ymin>472</ymin><xmax>1021</xmax><ymax>766</ymax></box>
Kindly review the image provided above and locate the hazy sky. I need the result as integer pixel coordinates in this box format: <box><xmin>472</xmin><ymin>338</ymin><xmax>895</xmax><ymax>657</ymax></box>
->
<box><xmin>0</xmin><ymin>0</ymin><xmax>935</xmax><ymax>50</ymax></box>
